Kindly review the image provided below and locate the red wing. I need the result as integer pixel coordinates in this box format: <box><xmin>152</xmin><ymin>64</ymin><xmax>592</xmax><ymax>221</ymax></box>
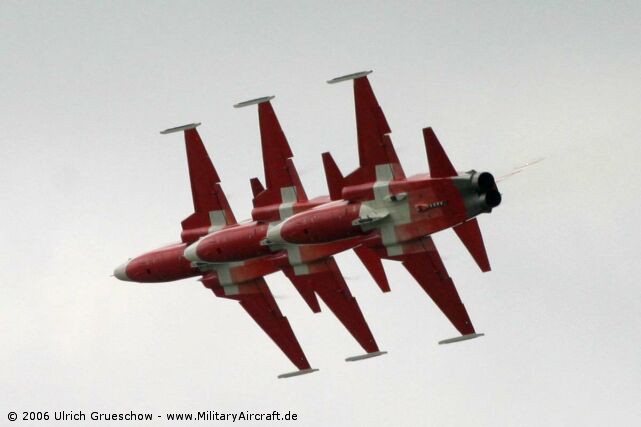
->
<box><xmin>201</xmin><ymin>273</ymin><xmax>312</xmax><ymax>373</ymax></box>
<box><xmin>256</xmin><ymin>101</ymin><xmax>307</xmax><ymax>201</ymax></box>
<box><xmin>160</xmin><ymin>124</ymin><xmax>237</xmax><ymax>244</ymax></box>
<box><xmin>235</xmin><ymin>97</ymin><xmax>307</xmax><ymax>220</ymax></box>
<box><xmin>328</xmin><ymin>72</ymin><xmax>405</xmax><ymax>186</ymax></box>
<box><xmin>284</xmin><ymin>257</ymin><xmax>380</xmax><ymax>355</ymax></box>
<box><xmin>384</xmin><ymin>237</ymin><xmax>476</xmax><ymax>336</ymax></box>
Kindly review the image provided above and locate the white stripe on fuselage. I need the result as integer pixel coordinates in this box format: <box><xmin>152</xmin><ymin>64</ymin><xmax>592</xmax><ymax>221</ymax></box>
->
<box><xmin>357</xmin><ymin>164</ymin><xmax>411</xmax><ymax>257</ymax></box>
<box><xmin>207</xmin><ymin>210</ymin><xmax>228</xmax><ymax>233</ymax></box>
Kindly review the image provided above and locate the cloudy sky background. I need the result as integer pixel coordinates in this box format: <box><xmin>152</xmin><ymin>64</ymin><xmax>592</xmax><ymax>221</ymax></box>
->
<box><xmin>1</xmin><ymin>1</ymin><xmax>640</xmax><ymax>425</ymax></box>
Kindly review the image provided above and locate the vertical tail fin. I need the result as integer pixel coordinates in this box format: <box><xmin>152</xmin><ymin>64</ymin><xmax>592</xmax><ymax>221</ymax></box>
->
<box><xmin>322</xmin><ymin>152</ymin><xmax>345</xmax><ymax>201</ymax></box>
<box><xmin>250</xmin><ymin>177</ymin><xmax>265</xmax><ymax>198</ymax></box>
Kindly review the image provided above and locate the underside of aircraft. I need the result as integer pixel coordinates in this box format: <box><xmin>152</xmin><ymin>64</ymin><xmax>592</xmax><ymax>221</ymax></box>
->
<box><xmin>114</xmin><ymin>71</ymin><xmax>501</xmax><ymax>378</ymax></box>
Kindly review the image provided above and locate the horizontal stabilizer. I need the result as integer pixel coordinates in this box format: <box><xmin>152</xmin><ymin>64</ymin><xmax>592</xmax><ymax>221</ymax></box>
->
<box><xmin>438</xmin><ymin>333</ymin><xmax>484</xmax><ymax>345</ymax></box>
<box><xmin>453</xmin><ymin>218</ymin><xmax>491</xmax><ymax>272</ymax></box>
<box><xmin>160</xmin><ymin>122</ymin><xmax>201</xmax><ymax>134</ymax></box>
<box><xmin>277</xmin><ymin>368</ymin><xmax>319</xmax><ymax>379</ymax></box>
<box><xmin>234</xmin><ymin>96</ymin><xmax>275</xmax><ymax>108</ymax></box>
<box><xmin>423</xmin><ymin>127</ymin><xmax>457</xmax><ymax>178</ymax></box>
<box><xmin>327</xmin><ymin>70</ymin><xmax>373</xmax><ymax>84</ymax></box>
<box><xmin>345</xmin><ymin>351</ymin><xmax>387</xmax><ymax>362</ymax></box>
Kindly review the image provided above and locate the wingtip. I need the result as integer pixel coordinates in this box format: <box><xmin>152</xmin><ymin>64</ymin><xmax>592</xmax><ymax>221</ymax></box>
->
<box><xmin>277</xmin><ymin>368</ymin><xmax>319</xmax><ymax>379</ymax></box>
<box><xmin>234</xmin><ymin>96</ymin><xmax>275</xmax><ymax>108</ymax></box>
<box><xmin>438</xmin><ymin>333</ymin><xmax>485</xmax><ymax>345</ymax></box>
<box><xmin>327</xmin><ymin>70</ymin><xmax>373</xmax><ymax>84</ymax></box>
<box><xmin>160</xmin><ymin>122</ymin><xmax>201</xmax><ymax>135</ymax></box>
<box><xmin>345</xmin><ymin>351</ymin><xmax>387</xmax><ymax>362</ymax></box>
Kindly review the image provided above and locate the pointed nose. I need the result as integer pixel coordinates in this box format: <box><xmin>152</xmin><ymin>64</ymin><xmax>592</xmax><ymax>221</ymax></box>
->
<box><xmin>113</xmin><ymin>261</ymin><xmax>131</xmax><ymax>281</ymax></box>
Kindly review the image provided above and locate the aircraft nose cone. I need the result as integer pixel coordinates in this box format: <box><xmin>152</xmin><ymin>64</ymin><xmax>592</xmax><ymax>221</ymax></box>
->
<box><xmin>113</xmin><ymin>261</ymin><xmax>131</xmax><ymax>281</ymax></box>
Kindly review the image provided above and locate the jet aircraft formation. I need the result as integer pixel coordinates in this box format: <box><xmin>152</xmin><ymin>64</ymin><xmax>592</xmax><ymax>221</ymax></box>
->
<box><xmin>114</xmin><ymin>71</ymin><xmax>502</xmax><ymax>378</ymax></box>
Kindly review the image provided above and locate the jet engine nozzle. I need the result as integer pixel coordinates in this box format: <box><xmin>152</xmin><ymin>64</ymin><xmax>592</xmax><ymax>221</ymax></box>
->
<box><xmin>471</xmin><ymin>171</ymin><xmax>496</xmax><ymax>193</ymax></box>
<box><xmin>480</xmin><ymin>189</ymin><xmax>502</xmax><ymax>211</ymax></box>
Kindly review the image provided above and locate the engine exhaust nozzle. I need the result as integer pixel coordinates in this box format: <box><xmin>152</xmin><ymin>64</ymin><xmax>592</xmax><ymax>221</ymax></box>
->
<box><xmin>480</xmin><ymin>189</ymin><xmax>502</xmax><ymax>211</ymax></box>
<box><xmin>472</xmin><ymin>172</ymin><xmax>496</xmax><ymax>193</ymax></box>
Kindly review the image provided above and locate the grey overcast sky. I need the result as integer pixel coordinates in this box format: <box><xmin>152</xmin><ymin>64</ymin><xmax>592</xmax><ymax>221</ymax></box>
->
<box><xmin>1</xmin><ymin>1</ymin><xmax>640</xmax><ymax>425</ymax></box>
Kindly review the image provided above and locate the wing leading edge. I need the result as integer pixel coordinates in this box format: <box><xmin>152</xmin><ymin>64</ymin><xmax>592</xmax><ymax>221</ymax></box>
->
<box><xmin>379</xmin><ymin>237</ymin><xmax>482</xmax><ymax>343</ymax></box>
<box><xmin>201</xmin><ymin>273</ymin><xmax>318</xmax><ymax>378</ymax></box>
<box><xmin>235</xmin><ymin>97</ymin><xmax>308</xmax><ymax>222</ymax></box>
<box><xmin>284</xmin><ymin>257</ymin><xmax>384</xmax><ymax>360</ymax></box>
<box><xmin>161</xmin><ymin>123</ymin><xmax>237</xmax><ymax>244</ymax></box>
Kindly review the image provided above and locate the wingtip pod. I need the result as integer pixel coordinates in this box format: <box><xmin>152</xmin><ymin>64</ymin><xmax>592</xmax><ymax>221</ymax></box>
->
<box><xmin>277</xmin><ymin>368</ymin><xmax>319</xmax><ymax>379</ymax></box>
<box><xmin>233</xmin><ymin>96</ymin><xmax>275</xmax><ymax>109</ymax></box>
<box><xmin>452</xmin><ymin>219</ymin><xmax>491</xmax><ymax>272</ymax></box>
<box><xmin>422</xmin><ymin>127</ymin><xmax>457</xmax><ymax>178</ymax></box>
<box><xmin>438</xmin><ymin>333</ymin><xmax>484</xmax><ymax>345</ymax></box>
<box><xmin>327</xmin><ymin>70</ymin><xmax>373</xmax><ymax>84</ymax></box>
<box><xmin>345</xmin><ymin>350</ymin><xmax>387</xmax><ymax>362</ymax></box>
<box><xmin>160</xmin><ymin>122</ymin><xmax>201</xmax><ymax>134</ymax></box>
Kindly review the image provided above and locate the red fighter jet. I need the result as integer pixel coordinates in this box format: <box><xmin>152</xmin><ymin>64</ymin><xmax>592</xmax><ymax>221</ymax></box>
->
<box><xmin>114</xmin><ymin>71</ymin><xmax>501</xmax><ymax>378</ymax></box>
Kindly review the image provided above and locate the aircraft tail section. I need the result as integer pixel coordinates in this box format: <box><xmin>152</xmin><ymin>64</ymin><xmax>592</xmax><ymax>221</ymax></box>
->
<box><xmin>160</xmin><ymin>123</ymin><xmax>237</xmax><ymax>243</ymax></box>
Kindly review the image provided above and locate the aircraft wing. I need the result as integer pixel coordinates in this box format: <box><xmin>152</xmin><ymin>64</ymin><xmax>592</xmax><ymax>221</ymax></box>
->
<box><xmin>201</xmin><ymin>272</ymin><xmax>316</xmax><ymax>378</ymax></box>
<box><xmin>283</xmin><ymin>257</ymin><xmax>383</xmax><ymax>359</ymax></box>
<box><xmin>160</xmin><ymin>123</ymin><xmax>237</xmax><ymax>244</ymax></box>
<box><xmin>381</xmin><ymin>236</ymin><xmax>481</xmax><ymax>342</ymax></box>
<box><xmin>234</xmin><ymin>97</ymin><xmax>308</xmax><ymax>221</ymax></box>
<box><xmin>326</xmin><ymin>71</ymin><xmax>405</xmax><ymax>191</ymax></box>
